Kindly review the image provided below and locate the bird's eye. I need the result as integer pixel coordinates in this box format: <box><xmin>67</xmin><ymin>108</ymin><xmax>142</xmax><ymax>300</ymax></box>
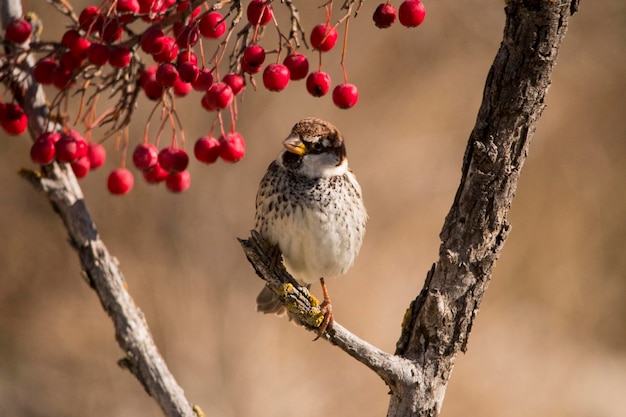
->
<box><xmin>311</xmin><ymin>142</ymin><xmax>324</xmax><ymax>153</ymax></box>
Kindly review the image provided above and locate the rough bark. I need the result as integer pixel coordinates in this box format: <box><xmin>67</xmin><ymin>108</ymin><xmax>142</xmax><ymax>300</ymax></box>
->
<box><xmin>0</xmin><ymin>2</ymin><xmax>197</xmax><ymax>417</ymax></box>
<box><xmin>390</xmin><ymin>2</ymin><xmax>579</xmax><ymax>415</ymax></box>
<box><xmin>242</xmin><ymin>1</ymin><xmax>579</xmax><ymax>416</ymax></box>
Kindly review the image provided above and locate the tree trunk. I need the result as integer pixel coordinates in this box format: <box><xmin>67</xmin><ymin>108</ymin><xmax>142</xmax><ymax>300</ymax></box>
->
<box><xmin>391</xmin><ymin>1</ymin><xmax>580</xmax><ymax>415</ymax></box>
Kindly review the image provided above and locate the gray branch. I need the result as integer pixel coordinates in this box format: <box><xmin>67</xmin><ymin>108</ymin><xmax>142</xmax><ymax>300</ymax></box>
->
<box><xmin>0</xmin><ymin>1</ymin><xmax>197</xmax><ymax>416</ymax></box>
<box><xmin>240</xmin><ymin>1</ymin><xmax>580</xmax><ymax>416</ymax></box>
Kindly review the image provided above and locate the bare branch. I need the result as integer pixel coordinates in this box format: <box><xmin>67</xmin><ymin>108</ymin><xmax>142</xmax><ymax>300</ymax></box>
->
<box><xmin>283</xmin><ymin>0</ymin><xmax>308</xmax><ymax>49</ymax></box>
<box><xmin>0</xmin><ymin>1</ymin><xmax>198</xmax><ymax>417</ymax></box>
<box><xmin>238</xmin><ymin>230</ymin><xmax>416</xmax><ymax>388</ymax></box>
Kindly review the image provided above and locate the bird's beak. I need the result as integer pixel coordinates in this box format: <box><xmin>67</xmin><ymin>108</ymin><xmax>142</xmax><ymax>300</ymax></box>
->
<box><xmin>283</xmin><ymin>135</ymin><xmax>306</xmax><ymax>156</ymax></box>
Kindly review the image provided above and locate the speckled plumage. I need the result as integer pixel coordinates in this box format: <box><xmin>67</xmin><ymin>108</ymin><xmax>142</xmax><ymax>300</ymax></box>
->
<box><xmin>255</xmin><ymin>118</ymin><xmax>367</xmax><ymax>316</ymax></box>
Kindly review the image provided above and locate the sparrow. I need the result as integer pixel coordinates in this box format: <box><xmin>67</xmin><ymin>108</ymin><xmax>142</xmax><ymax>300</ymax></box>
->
<box><xmin>254</xmin><ymin>117</ymin><xmax>367</xmax><ymax>336</ymax></box>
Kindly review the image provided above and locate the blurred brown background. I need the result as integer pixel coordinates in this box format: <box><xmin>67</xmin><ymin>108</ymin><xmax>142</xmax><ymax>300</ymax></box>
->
<box><xmin>1</xmin><ymin>1</ymin><xmax>625</xmax><ymax>416</ymax></box>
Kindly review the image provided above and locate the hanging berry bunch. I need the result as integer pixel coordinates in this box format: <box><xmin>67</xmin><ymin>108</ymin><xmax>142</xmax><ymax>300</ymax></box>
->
<box><xmin>0</xmin><ymin>0</ymin><xmax>427</xmax><ymax>195</ymax></box>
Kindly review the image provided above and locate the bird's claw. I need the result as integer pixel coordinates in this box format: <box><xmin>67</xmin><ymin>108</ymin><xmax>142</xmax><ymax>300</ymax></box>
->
<box><xmin>313</xmin><ymin>300</ymin><xmax>333</xmax><ymax>341</ymax></box>
<box><xmin>313</xmin><ymin>277</ymin><xmax>334</xmax><ymax>341</ymax></box>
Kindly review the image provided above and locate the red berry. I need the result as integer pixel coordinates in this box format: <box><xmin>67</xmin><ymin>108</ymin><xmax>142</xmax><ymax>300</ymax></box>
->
<box><xmin>200</xmin><ymin>93</ymin><xmax>215</xmax><ymax>112</ymax></box>
<box><xmin>178</xmin><ymin>61</ymin><xmax>199</xmax><ymax>83</ymax></box>
<box><xmin>310</xmin><ymin>24</ymin><xmax>338</xmax><ymax>52</ymax></box>
<box><xmin>173</xmin><ymin>79</ymin><xmax>192</xmax><ymax>97</ymax></box>
<box><xmin>263</xmin><ymin>64</ymin><xmax>290</xmax><ymax>92</ymax></box>
<box><xmin>398</xmin><ymin>0</ymin><xmax>426</xmax><ymax>27</ymax></box>
<box><xmin>142</xmin><ymin>162</ymin><xmax>168</xmax><ymax>184</ymax></box>
<box><xmin>79</xmin><ymin>6</ymin><xmax>102</xmax><ymax>31</ymax></box>
<box><xmin>205</xmin><ymin>82</ymin><xmax>233</xmax><ymax>110</ymax></box>
<box><xmin>116</xmin><ymin>0</ymin><xmax>140</xmax><ymax>23</ymax></box>
<box><xmin>139</xmin><ymin>66</ymin><xmax>164</xmax><ymax>100</ymax></box>
<box><xmin>100</xmin><ymin>19</ymin><xmax>123</xmax><ymax>42</ymax></box>
<box><xmin>0</xmin><ymin>103</ymin><xmax>28</xmax><ymax>135</ymax></box>
<box><xmin>332</xmin><ymin>83</ymin><xmax>359</xmax><ymax>109</ymax></box>
<box><xmin>191</xmin><ymin>68</ymin><xmax>214</xmax><ymax>91</ymax></box>
<box><xmin>61</xmin><ymin>29</ymin><xmax>81</xmax><ymax>48</ymax></box>
<box><xmin>158</xmin><ymin>147</ymin><xmax>189</xmax><ymax>173</ymax></box>
<box><xmin>373</xmin><ymin>3</ymin><xmax>397</xmax><ymax>28</ymax></box>
<box><xmin>30</xmin><ymin>133</ymin><xmax>59</xmax><ymax>165</ymax></box>
<box><xmin>69</xmin><ymin>37</ymin><xmax>91</xmax><ymax>60</ymax></box>
<box><xmin>242</xmin><ymin>45</ymin><xmax>265</xmax><ymax>74</ymax></box>
<box><xmin>223</xmin><ymin>73</ymin><xmax>245</xmax><ymax>95</ymax></box>
<box><xmin>194</xmin><ymin>136</ymin><xmax>221</xmax><ymax>164</ymax></box>
<box><xmin>152</xmin><ymin>36</ymin><xmax>178</xmax><ymax>63</ymax></box>
<box><xmin>219</xmin><ymin>132</ymin><xmax>245</xmax><ymax>162</ymax></box>
<box><xmin>199</xmin><ymin>12</ymin><xmax>226</xmax><ymax>39</ymax></box>
<box><xmin>55</xmin><ymin>131</ymin><xmax>86</xmax><ymax>162</ymax></box>
<box><xmin>109</xmin><ymin>46</ymin><xmax>132</xmax><ymax>68</ymax></box>
<box><xmin>306</xmin><ymin>71</ymin><xmax>331</xmax><ymax>97</ymax></box>
<box><xmin>176</xmin><ymin>50</ymin><xmax>197</xmax><ymax>65</ymax></box>
<box><xmin>247</xmin><ymin>0</ymin><xmax>273</xmax><ymax>25</ymax></box>
<box><xmin>71</xmin><ymin>156</ymin><xmax>91</xmax><ymax>178</ymax></box>
<box><xmin>240</xmin><ymin>60</ymin><xmax>257</xmax><ymax>75</ymax></box>
<box><xmin>42</xmin><ymin>131</ymin><xmax>62</xmax><ymax>144</ymax></box>
<box><xmin>140</xmin><ymin>65</ymin><xmax>155</xmax><ymax>83</ymax></box>
<box><xmin>176</xmin><ymin>1</ymin><xmax>201</xmax><ymax>18</ymax></box>
<box><xmin>132</xmin><ymin>143</ymin><xmax>158</xmax><ymax>170</ymax></box>
<box><xmin>59</xmin><ymin>51</ymin><xmax>82</xmax><ymax>72</ymax></box>
<box><xmin>87</xmin><ymin>43</ymin><xmax>110</xmax><ymax>66</ymax></box>
<box><xmin>5</xmin><ymin>17</ymin><xmax>32</xmax><ymax>44</ymax></box>
<box><xmin>107</xmin><ymin>168</ymin><xmax>134</xmax><ymax>195</ymax></box>
<box><xmin>283</xmin><ymin>53</ymin><xmax>309</xmax><ymax>81</ymax></box>
<box><xmin>33</xmin><ymin>59</ymin><xmax>58</xmax><ymax>85</ymax></box>
<box><xmin>88</xmin><ymin>143</ymin><xmax>106</xmax><ymax>170</ymax></box>
<box><xmin>141</xmin><ymin>26</ymin><xmax>166</xmax><ymax>54</ymax></box>
<box><xmin>51</xmin><ymin>67</ymin><xmax>73</xmax><ymax>89</ymax></box>
<box><xmin>165</xmin><ymin>170</ymin><xmax>191</xmax><ymax>193</ymax></box>
<box><xmin>156</xmin><ymin>63</ymin><xmax>179</xmax><ymax>87</ymax></box>
<box><xmin>174</xmin><ymin>24</ymin><xmax>199</xmax><ymax>48</ymax></box>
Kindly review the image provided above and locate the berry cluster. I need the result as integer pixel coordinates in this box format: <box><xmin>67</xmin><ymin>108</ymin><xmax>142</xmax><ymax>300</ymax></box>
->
<box><xmin>29</xmin><ymin>130</ymin><xmax>106</xmax><ymax>179</ymax></box>
<box><xmin>1</xmin><ymin>1</ymin><xmax>428</xmax><ymax>196</ymax></box>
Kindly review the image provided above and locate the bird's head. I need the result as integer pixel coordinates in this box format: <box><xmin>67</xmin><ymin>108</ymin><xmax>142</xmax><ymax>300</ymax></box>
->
<box><xmin>279</xmin><ymin>117</ymin><xmax>347</xmax><ymax>177</ymax></box>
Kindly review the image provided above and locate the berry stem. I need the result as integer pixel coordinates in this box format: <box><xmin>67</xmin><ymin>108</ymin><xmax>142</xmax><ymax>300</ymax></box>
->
<box><xmin>120</xmin><ymin>127</ymin><xmax>129</xmax><ymax>169</ymax></box>
<box><xmin>217</xmin><ymin>110</ymin><xmax>227</xmax><ymax>137</ymax></box>
<box><xmin>213</xmin><ymin>24</ymin><xmax>238</xmax><ymax>79</ymax></box>
<box><xmin>229</xmin><ymin>101</ymin><xmax>237</xmax><ymax>132</ymax></box>
<box><xmin>322</xmin><ymin>1</ymin><xmax>333</xmax><ymax>24</ymax></box>
<box><xmin>340</xmin><ymin>15</ymin><xmax>350</xmax><ymax>84</ymax></box>
<box><xmin>73</xmin><ymin>80</ymin><xmax>91</xmax><ymax>126</ymax></box>
<box><xmin>317</xmin><ymin>50</ymin><xmax>323</xmax><ymax>72</ymax></box>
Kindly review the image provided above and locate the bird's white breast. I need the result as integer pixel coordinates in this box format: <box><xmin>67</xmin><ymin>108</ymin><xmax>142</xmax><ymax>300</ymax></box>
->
<box><xmin>256</xmin><ymin>164</ymin><xmax>366</xmax><ymax>285</ymax></box>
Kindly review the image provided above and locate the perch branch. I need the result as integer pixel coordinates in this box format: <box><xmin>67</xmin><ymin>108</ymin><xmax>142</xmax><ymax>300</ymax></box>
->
<box><xmin>0</xmin><ymin>1</ymin><xmax>197</xmax><ymax>416</ymax></box>
<box><xmin>239</xmin><ymin>231</ymin><xmax>416</xmax><ymax>388</ymax></box>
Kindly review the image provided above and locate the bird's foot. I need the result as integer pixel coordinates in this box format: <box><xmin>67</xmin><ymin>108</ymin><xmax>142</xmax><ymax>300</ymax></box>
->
<box><xmin>314</xmin><ymin>277</ymin><xmax>334</xmax><ymax>341</ymax></box>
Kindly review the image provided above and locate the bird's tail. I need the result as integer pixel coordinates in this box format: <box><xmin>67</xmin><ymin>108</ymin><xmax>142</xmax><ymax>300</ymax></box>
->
<box><xmin>256</xmin><ymin>285</ymin><xmax>305</xmax><ymax>324</ymax></box>
<box><xmin>256</xmin><ymin>285</ymin><xmax>287</xmax><ymax>316</ymax></box>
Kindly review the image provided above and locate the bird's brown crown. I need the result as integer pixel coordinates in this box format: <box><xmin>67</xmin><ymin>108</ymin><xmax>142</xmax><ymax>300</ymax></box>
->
<box><xmin>291</xmin><ymin>117</ymin><xmax>341</xmax><ymax>142</ymax></box>
<box><xmin>289</xmin><ymin>117</ymin><xmax>346</xmax><ymax>158</ymax></box>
